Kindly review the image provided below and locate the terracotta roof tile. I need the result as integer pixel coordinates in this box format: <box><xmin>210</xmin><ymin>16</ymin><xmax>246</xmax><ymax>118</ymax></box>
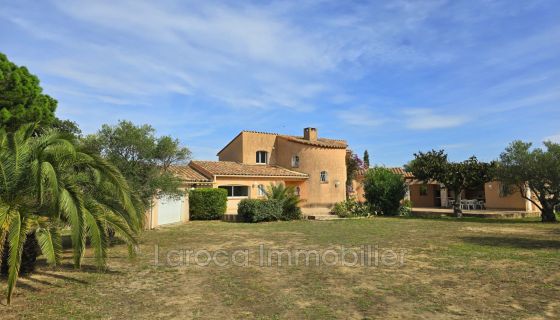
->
<box><xmin>356</xmin><ymin>167</ymin><xmax>414</xmax><ymax>178</ymax></box>
<box><xmin>190</xmin><ymin>161</ymin><xmax>308</xmax><ymax>178</ymax></box>
<box><xmin>168</xmin><ymin>165</ymin><xmax>211</xmax><ymax>182</ymax></box>
<box><xmin>279</xmin><ymin>135</ymin><xmax>347</xmax><ymax>149</ymax></box>
<box><xmin>388</xmin><ymin>167</ymin><xmax>415</xmax><ymax>178</ymax></box>
<box><xmin>217</xmin><ymin>130</ymin><xmax>348</xmax><ymax>155</ymax></box>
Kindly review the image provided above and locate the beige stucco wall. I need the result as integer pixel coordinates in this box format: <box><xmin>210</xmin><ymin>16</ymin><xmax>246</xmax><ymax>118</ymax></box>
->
<box><xmin>409</xmin><ymin>184</ymin><xmax>439</xmax><ymax>208</ymax></box>
<box><xmin>241</xmin><ymin>132</ymin><xmax>278</xmax><ymax>165</ymax></box>
<box><xmin>218</xmin><ymin>133</ymin><xmax>244</xmax><ymax>162</ymax></box>
<box><xmin>484</xmin><ymin>181</ymin><xmax>529</xmax><ymax>211</ymax></box>
<box><xmin>275</xmin><ymin>138</ymin><xmax>347</xmax><ymax>214</ymax></box>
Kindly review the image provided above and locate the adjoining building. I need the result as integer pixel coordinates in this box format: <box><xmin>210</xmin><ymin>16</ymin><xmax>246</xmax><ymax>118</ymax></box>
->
<box><xmin>352</xmin><ymin>168</ymin><xmax>539</xmax><ymax>212</ymax></box>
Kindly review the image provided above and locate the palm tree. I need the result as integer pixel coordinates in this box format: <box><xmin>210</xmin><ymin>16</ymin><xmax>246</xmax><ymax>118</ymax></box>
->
<box><xmin>264</xmin><ymin>184</ymin><xmax>303</xmax><ymax>220</ymax></box>
<box><xmin>0</xmin><ymin>124</ymin><xmax>142</xmax><ymax>304</ymax></box>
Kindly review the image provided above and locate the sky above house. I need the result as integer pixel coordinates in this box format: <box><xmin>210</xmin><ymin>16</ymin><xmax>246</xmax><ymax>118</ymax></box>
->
<box><xmin>1</xmin><ymin>0</ymin><xmax>559</xmax><ymax>166</ymax></box>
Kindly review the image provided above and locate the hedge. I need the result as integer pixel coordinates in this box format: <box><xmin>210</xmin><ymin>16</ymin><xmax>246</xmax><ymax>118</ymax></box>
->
<box><xmin>237</xmin><ymin>199</ymin><xmax>283</xmax><ymax>223</ymax></box>
<box><xmin>363</xmin><ymin>167</ymin><xmax>407</xmax><ymax>216</ymax></box>
<box><xmin>189</xmin><ymin>188</ymin><xmax>227</xmax><ymax>220</ymax></box>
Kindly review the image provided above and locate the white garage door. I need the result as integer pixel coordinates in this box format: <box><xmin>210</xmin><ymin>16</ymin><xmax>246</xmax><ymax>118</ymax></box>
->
<box><xmin>157</xmin><ymin>196</ymin><xmax>184</xmax><ymax>225</ymax></box>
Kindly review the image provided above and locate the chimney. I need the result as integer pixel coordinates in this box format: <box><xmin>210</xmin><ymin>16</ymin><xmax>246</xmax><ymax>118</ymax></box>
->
<box><xmin>303</xmin><ymin>127</ymin><xmax>317</xmax><ymax>141</ymax></box>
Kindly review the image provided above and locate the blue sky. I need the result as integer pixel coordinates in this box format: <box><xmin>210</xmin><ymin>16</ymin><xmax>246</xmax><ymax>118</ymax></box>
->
<box><xmin>1</xmin><ymin>0</ymin><xmax>559</xmax><ymax>166</ymax></box>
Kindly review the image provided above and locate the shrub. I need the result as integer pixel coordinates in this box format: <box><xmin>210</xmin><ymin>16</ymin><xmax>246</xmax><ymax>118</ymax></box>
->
<box><xmin>364</xmin><ymin>167</ymin><xmax>407</xmax><ymax>216</ymax></box>
<box><xmin>333</xmin><ymin>201</ymin><xmax>353</xmax><ymax>218</ymax></box>
<box><xmin>399</xmin><ymin>199</ymin><xmax>413</xmax><ymax>216</ymax></box>
<box><xmin>189</xmin><ymin>188</ymin><xmax>227</xmax><ymax>220</ymax></box>
<box><xmin>333</xmin><ymin>198</ymin><xmax>372</xmax><ymax>218</ymax></box>
<box><xmin>238</xmin><ymin>199</ymin><xmax>283</xmax><ymax>223</ymax></box>
<box><xmin>264</xmin><ymin>184</ymin><xmax>303</xmax><ymax>221</ymax></box>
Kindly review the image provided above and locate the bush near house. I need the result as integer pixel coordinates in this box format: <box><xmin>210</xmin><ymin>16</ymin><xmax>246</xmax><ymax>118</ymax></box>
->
<box><xmin>264</xmin><ymin>184</ymin><xmax>303</xmax><ymax>221</ymax></box>
<box><xmin>237</xmin><ymin>199</ymin><xmax>283</xmax><ymax>223</ymax></box>
<box><xmin>364</xmin><ymin>167</ymin><xmax>407</xmax><ymax>216</ymax></box>
<box><xmin>189</xmin><ymin>188</ymin><xmax>227</xmax><ymax>220</ymax></box>
<box><xmin>333</xmin><ymin>198</ymin><xmax>372</xmax><ymax>218</ymax></box>
<box><xmin>399</xmin><ymin>199</ymin><xmax>413</xmax><ymax>216</ymax></box>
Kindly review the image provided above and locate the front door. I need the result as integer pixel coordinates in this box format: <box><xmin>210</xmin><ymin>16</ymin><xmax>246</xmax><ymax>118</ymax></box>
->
<box><xmin>433</xmin><ymin>187</ymin><xmax>441</xmax><ymax>207</ymax></box>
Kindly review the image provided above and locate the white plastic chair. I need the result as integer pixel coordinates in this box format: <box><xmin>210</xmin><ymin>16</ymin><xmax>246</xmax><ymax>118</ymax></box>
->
<box><xmin>477</xmin><ymin>200</ymin><xmax>485</xmax><ymax>210</ymax></box>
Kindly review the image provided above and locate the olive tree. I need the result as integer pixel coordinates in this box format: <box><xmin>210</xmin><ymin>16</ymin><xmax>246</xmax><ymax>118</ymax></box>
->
<box><xmin>494</xmin><ymin>140</ymin><xmax>559</xmax><ymax>223</ymax></box>
<box><xmin>409</xmin><ymin>150</ymin><xmax>492</xmax><ymax>217</ymax></box>
<box><xmin>82</xmin><ymin>120</ymin><xmax>191</xmax><ymax>210</ymax></box>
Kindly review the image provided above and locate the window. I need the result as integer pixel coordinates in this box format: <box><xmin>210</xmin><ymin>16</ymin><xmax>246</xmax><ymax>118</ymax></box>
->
<box><xmin>320</xmin><ymin>171</ymin><xmax>328</xmax><ymax>183</ymax></box>
<box><xmin>295</xmin><ymin>186</ymin><xmax>301</xmax><ymax>197</ymax></box>
<box><xmin>419</xmin><ymin>185</ymin><xmax>428</xmax><ymax>196</ymax></box>
<box><xmin>257</xmin><ymin>184</ymin><xmax>266</xmax><ymax>197</ymax></box>
<box><xmin>291</xmin><ymin>155</ymin><xmax>300</xmax><ymax>167</ymax></box>
<box><xmin>499</xmin><ymin>183</ymin><xmax>511</xmax><ymax>197</ymax></box>
<box><xmin>256</xmin><ymin>151</ymin><xmax>268</xmax><ymax>164</ymax></box>
<box><xmin>219</xmin><ymin>186</ymin><xmax>249</xmax><ymax>197</ymax></box>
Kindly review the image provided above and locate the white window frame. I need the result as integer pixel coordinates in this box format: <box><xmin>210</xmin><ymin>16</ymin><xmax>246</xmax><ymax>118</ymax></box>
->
<box><xmin>320</xmin><ymin>171</ymin><xmax>328</xmax><ymax>183</ymax></box>
<box><xmin>257</xmin><ymin>184</ymin><xmax>266</xmax><ymax>197</ymax></box>
<box><xmin>256</xmin><ymin>151</ymin><xmax>268</xmax><ymax>164</ymax></box>
<box><xmin>219</xmin><ymin>185</ymin><xmax>249</xmax><ymax>198</ymax></box>
<box><xmin>291</xmin><ymin>155</ymin><xmax>300</xmax><ymax>168</ymax></box>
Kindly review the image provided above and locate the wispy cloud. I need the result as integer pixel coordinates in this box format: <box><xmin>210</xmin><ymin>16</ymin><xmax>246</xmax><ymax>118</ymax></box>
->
<box><xmin>403</xmin><ymin>109</ymin><xmax>470</xmax><ymax>130</ymax></box>
<box><xmin>1</xmin><ymin>0</ymin><xmax>559</xmax><ymax>162</ymax></box>
<box><xmin>544</xmin><ymin>134</ymin><xmax>560</xmax><ymax>143</ymax></box>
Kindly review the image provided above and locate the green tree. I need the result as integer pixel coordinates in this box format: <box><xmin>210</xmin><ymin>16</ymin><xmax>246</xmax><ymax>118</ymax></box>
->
<box><xmin>494</xmin><ymin>140</ymin><xmax>560</xmax><ymax>222</ymax></box>
<box><xmin>409</xmin><ymin>150</ymin><xmax>491</xmax><ymax>217</ymax></box>
<box><xmin>363</xmin><ymin>150</ymin><xmax>370</xmax><ymax>168</ymax></box>
<box><xmin>0</xmin><ymin>124</ymin><xmax>141</xmax><ymax>304</ymax></box>
<box><xmin>0</xmin><ymin>53</ymin><xmax>57</xmax><ymax>130</ymax></box>
<box><xmin>82</xmin><ymin>120</ymin><xmax>191</xmax><ymax>210</ymax></box>
<box><xmin>363</xmin><ymin>167</ymin><xmax>407</xmax><ymax>215</ymax></box>
<box><xmin>52</xmin><ymin>118</ymin><xmax>82</xmax><ymax>137</ymax></box>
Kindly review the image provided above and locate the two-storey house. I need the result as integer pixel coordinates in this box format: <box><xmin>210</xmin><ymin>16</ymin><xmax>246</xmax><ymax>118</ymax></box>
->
<box><xmin>146</xmin><ymin>128</ymin><xmax>347</xmax><ymax>227</ymax></box>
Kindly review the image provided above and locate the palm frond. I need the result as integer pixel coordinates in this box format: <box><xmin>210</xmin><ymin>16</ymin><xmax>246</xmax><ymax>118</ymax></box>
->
<box><xmin>36</xmin><ymin>226</ymin><xmax>62</xmax><ymax>266</ymax></box>
<box><xmin>83</xmin><ymin>208</ymin><xmax>108</xmax><ymax>270</ymax></box>
<box><xmin>6</xmin><ymin>213</ymin><xmax>30</xmax><ymax>305</ymax></box>
<box><xmin>58</xmin><ymin>186</ymin><xmax>85</xmax><ymax>268</ymax></box>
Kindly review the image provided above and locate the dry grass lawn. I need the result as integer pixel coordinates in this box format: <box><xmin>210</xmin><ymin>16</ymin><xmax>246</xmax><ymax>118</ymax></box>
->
<box><xmin>2</xmin><ymin>217</ymin><xmax>560</xmax><ymax>319</ymax></box>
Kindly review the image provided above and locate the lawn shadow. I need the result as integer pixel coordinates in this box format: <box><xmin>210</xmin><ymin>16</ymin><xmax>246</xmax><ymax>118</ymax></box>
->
<box><xmin>56</xmin><ymin>263</ymin><xmax>124</xmax><ymax>275</ymax></box>
<box><xmin>396</xmin><ymin>216</ymin><xmax>545</xmax><ymax>224</ymax></box>
<box><xmin>11</xmin><ymin>281</ymin><xmax>40</xmax><ymax>292</ymax></box>
<box><xmin>21</xmin><ymin>275</ymin><xmax>62</xmax><ymax>287</ymax></box>
<box><xmin>32</xmin><ymin>270</ymin><xmax>90</xmax><ymax>284</ymax></box>
<box><xmin>460</xmin><ymin>236</ymin><xmax>560</xmax><ymax>249</ymax></box>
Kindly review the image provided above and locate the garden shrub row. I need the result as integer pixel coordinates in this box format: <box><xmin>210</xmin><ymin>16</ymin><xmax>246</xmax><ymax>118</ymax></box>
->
<box><xmin>332</xmin><ymin>198</ymin><xmax>372</xmax><ymax>218</ymax></box>
<box><xmin>189</xmin><ymin>188</ymin><xmax>227</xmax><ymax>220</ymax></box>
<box><xmin>238</xmin><ymin>199</ymin><xmax>283</xmax><ymax>223</ymax></box>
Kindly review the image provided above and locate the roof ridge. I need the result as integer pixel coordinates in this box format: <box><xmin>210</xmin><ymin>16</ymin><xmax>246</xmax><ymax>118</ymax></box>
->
<box><xmin>280</xmin><ymin>134</ymin><xmax>346</xmax><ymax>142</ymax></box>
<box><xmin>242</xmin><ymin>130</ymin><xmax>280</xmax><ymax>135</ymax></box>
